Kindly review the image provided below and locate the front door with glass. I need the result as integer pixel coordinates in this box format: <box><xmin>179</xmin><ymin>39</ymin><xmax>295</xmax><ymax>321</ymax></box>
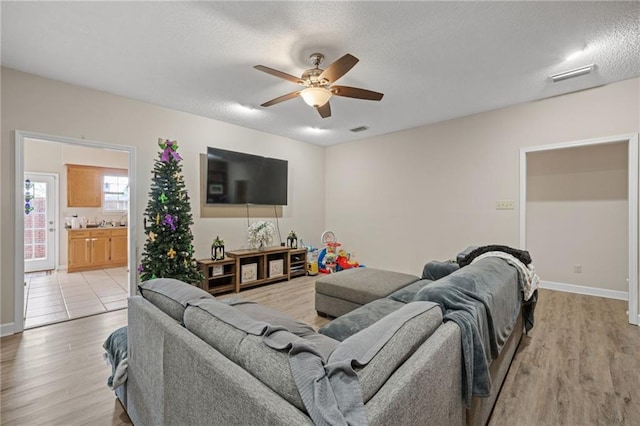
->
<box><xmin>24</xmin><ymin>173</ymin><xmax>57</xmax><ymax>273</ymax></box>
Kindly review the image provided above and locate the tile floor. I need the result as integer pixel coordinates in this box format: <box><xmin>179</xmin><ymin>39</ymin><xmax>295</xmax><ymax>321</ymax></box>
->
<box><xmin>24</xmin><ymin>267</ymin><xmax>129</xmax><ymax>329</ymax></box>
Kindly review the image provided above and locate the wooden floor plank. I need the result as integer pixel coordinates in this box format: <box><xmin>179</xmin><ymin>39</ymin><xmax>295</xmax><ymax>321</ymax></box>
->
<box><xmin>1</xmin><ymin>280</ymin><xmax>638</xmax><ymax>425</ymax></box>
<box><xmin>1</xmin><ymin>309</ymin><xmax>129</xmax><ymax>425</ymax></box>
<box><xmin>489</xmin><ymin>289</ymin><xmax>640</xmax><ymax>426</ymax></box>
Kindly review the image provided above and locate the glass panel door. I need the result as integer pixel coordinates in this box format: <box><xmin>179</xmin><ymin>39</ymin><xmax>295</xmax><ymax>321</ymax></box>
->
<box><xmin>24</xmin><ymin>174</ymin><xmax>56</xmax><ymax>273</ymax></box>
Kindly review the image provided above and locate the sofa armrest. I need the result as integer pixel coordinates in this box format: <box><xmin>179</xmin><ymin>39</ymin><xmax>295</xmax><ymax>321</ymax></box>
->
<box><xmin>127</xmin><ymin>296</ymin><xmax>181</xmax><ymax>426</ymax></box>
<box><xmin>365</xmin><ymin>322</ymin><xmax>465</xmax><ymax>426</ymax></box>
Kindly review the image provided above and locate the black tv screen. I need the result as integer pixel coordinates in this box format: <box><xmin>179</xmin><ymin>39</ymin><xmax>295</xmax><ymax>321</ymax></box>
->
<box><xmin>206</xmin><ymin>147</ymin><xmax>288</xmax><ymax>205</ymax></box>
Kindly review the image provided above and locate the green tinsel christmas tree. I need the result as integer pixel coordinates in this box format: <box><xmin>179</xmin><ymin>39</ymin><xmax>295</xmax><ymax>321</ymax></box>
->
<box><xmin>138</xmin><ymin>139</ymin><xmax>203</xmax><ymax>284</ymax></box>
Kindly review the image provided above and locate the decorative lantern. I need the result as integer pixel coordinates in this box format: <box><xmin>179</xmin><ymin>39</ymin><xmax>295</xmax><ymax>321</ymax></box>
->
<box><xmin>287</xmin><ymin>230</ymin><xmax>298</xmax><ymax>249</ymax></box>
<box><xmin>211</xmin><ymin>236</ymin><xmax>225</xmax><ymax>261</ymax></box>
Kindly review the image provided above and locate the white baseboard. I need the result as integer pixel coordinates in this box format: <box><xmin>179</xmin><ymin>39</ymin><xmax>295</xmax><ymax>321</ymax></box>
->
<box><xmin>1</xmin><ymin>323</ymin><xmax>16</xmax><ymax>337</ymax></box>
<box><xmin>539</xmin><ymin>280</ymin><xmax>628</xmax><ymax>301</ymax></box>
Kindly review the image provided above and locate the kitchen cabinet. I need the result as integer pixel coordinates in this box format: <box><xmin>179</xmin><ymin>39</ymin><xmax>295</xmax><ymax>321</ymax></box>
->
<box><xmin>67</xmin><ymin>228</ymin><xmax>128</xmax><ymax>272</ymax></box>
<box><xmin>110</xmin><ymin>228</ymin><xmax>128</xmax><ymax>265</ymax></box>
<box><xmin>67</xmin><ymin>164</ymin><xmax>102</xmax><ymax>207</ymax></box>
<box><xmin>90</xmin><ymin>230</ymin><xmax>111</xmax><ymax>266</ymax></box>
<box><xmin>68</xmin><ymin>231</ymin><xmax>93</xmax><ymax>271</ymax></box>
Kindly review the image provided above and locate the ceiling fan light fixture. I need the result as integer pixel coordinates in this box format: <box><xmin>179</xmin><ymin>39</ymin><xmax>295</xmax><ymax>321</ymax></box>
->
<box><xmin>254</xmin><ymin>52</ymin><xmax>382</xmax><ymax>119</ymax></box>
<box><xmin>300</xmin><ymin>87</ymin><xmax>332</xmax><ymax>107</ymax></box>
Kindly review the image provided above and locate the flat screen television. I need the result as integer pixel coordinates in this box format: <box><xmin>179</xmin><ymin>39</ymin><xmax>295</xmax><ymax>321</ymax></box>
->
<box><xmin>206</xmin><ymin>147</ymin><xmax>288</xmax><ymax>205</ymax></box>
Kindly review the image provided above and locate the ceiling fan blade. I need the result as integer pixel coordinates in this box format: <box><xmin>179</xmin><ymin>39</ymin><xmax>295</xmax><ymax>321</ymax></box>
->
<box><xmin>330</xmin><ymin>85</ymin><xmax>384</xmax><ymax>101</ymax></box>
<box><xmin>254</xmin><ymin>65</ymin><xmax>303</xmax><ymax>84</ymax></box>
<box><xmin>260</xmin><ymin>91</ymin><xmax>300</xmax><ymax>107</ymax></box>
<box><xmin>316</xmin><ymin>101</ymin><xmax>331</xmax><ymax>118</ymax></box>
<box><xmin>318</xmin><ymin>54</ymin><xmax>359</xmax><ymax>83</ymax></box>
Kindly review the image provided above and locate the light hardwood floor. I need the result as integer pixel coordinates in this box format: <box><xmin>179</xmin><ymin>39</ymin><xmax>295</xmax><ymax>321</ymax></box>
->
<box><xmin>490</xmin><ymin>289</ymin><xmax>640</xmax><ymax>426</ymax></box>
<box><xmin>1</xmin><ymin>278</ymin><xmax>638</xmax><ymax>425</ymax></box>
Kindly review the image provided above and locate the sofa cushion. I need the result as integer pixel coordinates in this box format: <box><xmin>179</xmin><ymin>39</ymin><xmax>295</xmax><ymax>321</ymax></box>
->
<box><xmin>184</xmin><ymin>299</ymin><xmax>340</xmax><ymax>412</ymax></box>
<box><xmin>316</xmin><ymin>268</ymin><xmax>420</xmax><ymax>306</ymax></box>
<box><xmin>328</xmin><ymin>301</ymin><xmax>443</xmax><ymax>403</ymax></box>
<box><xmin>388</xmin><ymin>278</ymin><xmax>434</xmax><ymax>303</ymax></box>
<box><xmin>319</xmin><ymin>298</ymin><xmax>405</xmax><ymax>341</ymax></box>
<box><xmin>184</xmin><ymin>298</ymin><xmax>442</xmax><ymax>420</ymax></box>
<box><xmin>138</xmin><ymin>278</ymin><xmax>214</xmax><ymax>323</ymax></box>
<box><xmin>223</xmin><ymin>298</ymin><xmax>338</xmax><ymax>358</ymax></box>
<box><xmin>422</xmin><ymin>261</ymin><xmax>460</xmax><ymax>281</ymax></box>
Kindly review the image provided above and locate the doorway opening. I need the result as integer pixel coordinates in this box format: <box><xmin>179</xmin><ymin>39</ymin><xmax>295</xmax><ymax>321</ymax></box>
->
<box><xmin>14</xmin><ymin>131</ymin><xmax>137</xmax><ymax>332</ymax></box>
<box><xmin>520</xmin><ymin>134</ymin><xmax>638</xmax><ymax>325</ymax></box>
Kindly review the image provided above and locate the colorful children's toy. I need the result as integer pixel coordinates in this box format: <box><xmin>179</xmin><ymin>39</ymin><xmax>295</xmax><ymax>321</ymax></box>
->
<box><xmin>318</xmin><ymin>240</ymin><xmax>340</xmax><ymax>274</ymax></box>
<box><xmin>336</xmin><ymin>249</ymin><xmax>360</xmax><ymax>270</ymax></box>
<box><xmin>317</xmin><ymin>230</ymin><xmax>364</xmax><ymax>273</ymax></box>
<box><xmin>306</xmin><ymin>246</ymin><xmax>319</xmax><ymax>276</ymax></box>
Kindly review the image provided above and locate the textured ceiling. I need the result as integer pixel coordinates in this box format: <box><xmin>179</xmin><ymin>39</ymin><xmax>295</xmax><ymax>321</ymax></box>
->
<box><xmin>2</xmin><ymin>1</ymin><xmax>639</xmax><ymax>146</ymax></box>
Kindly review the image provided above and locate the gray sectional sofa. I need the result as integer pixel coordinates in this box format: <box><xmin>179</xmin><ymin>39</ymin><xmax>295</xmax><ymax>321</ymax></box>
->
<box><xmin>121</xmin><ymin>252</ymin><xmax>534</xmax><ymax>426</ymax></box>
<box><xmin>125</xmin><ymin>278</ymin><xmax>464</xmax><ymax>425</ymax></box>
<box><xmin>316</xmin><ymin>257</ymin><xmax>532</xmax><ymax>426</ymax></box>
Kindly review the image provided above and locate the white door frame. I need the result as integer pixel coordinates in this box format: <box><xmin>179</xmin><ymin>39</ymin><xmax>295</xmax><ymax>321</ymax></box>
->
<box><xmin>23</xmin><ymin>172</ymin><xmax>59</xmax><ymax>273</ymax></box>
<box><xmin>14</xmin><ymin>130</ymin><xmax>137</xmax><ymax>333</ymax></box>
<box><xmin>519</xmin><ymin>133</ymin><xmax>639</xmax><ymax>326</ymax></box>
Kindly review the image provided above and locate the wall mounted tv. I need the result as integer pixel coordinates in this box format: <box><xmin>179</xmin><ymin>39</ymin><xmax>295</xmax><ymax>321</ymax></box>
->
<box><xmin>206</xmin><ymin>147</ymin><xmax>288</xmax><ymax>205</ymax></box>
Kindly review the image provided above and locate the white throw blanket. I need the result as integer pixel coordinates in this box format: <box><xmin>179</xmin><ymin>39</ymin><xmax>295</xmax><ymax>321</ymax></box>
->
<box><xmin>471</xmin><ymin>251</ymin><xmax>539</xmax><ymax>301</ymax></box>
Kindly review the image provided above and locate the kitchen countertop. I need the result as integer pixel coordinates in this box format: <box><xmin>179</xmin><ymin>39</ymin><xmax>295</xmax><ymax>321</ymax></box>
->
<box><xmin>66</xmin><ymin>225</ymin><xmax>128</xmax><ymax>230</ymax></box>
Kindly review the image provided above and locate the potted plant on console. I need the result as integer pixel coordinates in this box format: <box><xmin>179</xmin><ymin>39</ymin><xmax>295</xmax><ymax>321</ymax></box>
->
<box><xmin>247</xmin><ymin>220</ymin><xmax>275</xmax><ymax>250</ymax></box>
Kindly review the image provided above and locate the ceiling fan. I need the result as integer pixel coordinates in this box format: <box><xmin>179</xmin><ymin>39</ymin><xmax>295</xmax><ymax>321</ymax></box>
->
<box><xmin>254</xmin><ymin>53</ymin><xmax>384</xmax><ymax>119</ymax></box>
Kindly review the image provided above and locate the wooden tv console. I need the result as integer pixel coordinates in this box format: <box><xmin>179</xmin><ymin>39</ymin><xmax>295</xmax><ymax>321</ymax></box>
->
<box><xmin>197</xmin><ymin>247</ymin><xmax>307</xmax><ymax>295</ymax></box>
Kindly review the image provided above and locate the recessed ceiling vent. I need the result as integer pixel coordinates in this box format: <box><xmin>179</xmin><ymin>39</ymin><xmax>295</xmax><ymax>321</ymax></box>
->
<box><xmin>350</xmin><ymin>126</ymin><xmax>369</xmax><ymax>133</ymax></box>
<box><xmin>550</xmin><ymin>64</ymin><xmax>595</xmax><ymax>82</ymax></box>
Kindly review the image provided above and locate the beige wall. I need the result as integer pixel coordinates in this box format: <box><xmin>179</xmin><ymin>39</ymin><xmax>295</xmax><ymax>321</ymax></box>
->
<box><xmin>2</xmin><ymin>68</ymin><xmax>639</xmax><ymax>329</ymax></box>
<box><xmin>24</xmin><ymin>139</ymin><xmax>130</xmax><ymax>267</ymax></box>
<box><xmin>325</xmin><ymin>78</ymin><xmax>639</xmax><ymax>283</ymax></box>
<box><xmin>1</xmin><ymin>68</ymin><xmax>326</xmax><ymax>327</ymax></box>
<box><xmin>527</xmin><ymin>143</ymin><xmax>628</xmax><ymax>291</ymax></box>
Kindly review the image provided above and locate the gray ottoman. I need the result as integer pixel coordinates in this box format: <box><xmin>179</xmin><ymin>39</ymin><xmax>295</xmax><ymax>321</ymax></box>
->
<box><xmin>315</xmin><ymin>268</ymin><xmax>420</xmax><ymax>318</ymax></box>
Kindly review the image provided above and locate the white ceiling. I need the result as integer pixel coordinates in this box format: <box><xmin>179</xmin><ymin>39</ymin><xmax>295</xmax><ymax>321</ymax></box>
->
<box><xmin>2</xmin><ymin>1</ymin><xmax>639</xmax><ymax>146</ymax></box>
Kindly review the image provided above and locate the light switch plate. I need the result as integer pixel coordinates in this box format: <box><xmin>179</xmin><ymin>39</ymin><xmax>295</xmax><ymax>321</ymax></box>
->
<box><xmin>496</xmin><ymin>200</ymin><xmax>515</xmax><ymax>210</ymax></box>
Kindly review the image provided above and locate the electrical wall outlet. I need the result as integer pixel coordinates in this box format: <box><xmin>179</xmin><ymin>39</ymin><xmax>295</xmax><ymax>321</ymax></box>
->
<box><xmin>495</xmin><ymin>200</ymin><xmax>515</xmax><ymax>210</ymax></box>
<box><xmin>574</xmin><ymin>264</ymin><xmax>582</xmax><ymax>273</ymax></box>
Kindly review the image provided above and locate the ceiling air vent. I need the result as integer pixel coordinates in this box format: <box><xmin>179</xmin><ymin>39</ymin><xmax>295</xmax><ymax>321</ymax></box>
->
<box><xmin>350</xmin><ymin>126</ymin><xmax>369</xmax><ymax>133</ymax></box>
<box><xmin>550</xmin><ymin>64</ymin><xmax>595</xmax><ymax>82</ymax></box>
